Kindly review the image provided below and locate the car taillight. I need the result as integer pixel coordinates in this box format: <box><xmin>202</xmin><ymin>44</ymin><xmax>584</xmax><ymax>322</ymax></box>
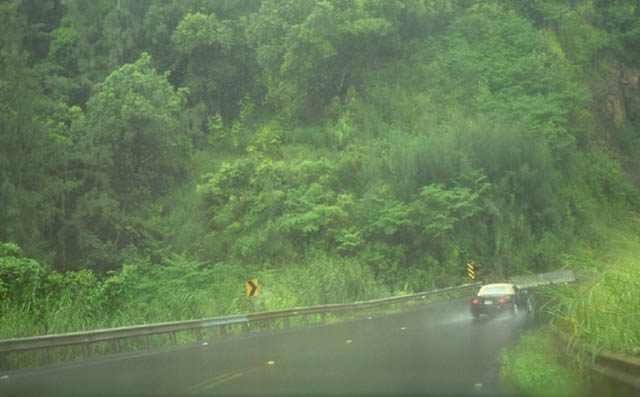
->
<box><xmin>472</xmin><ymin>299</ymin><xmax>479</xmax><ymax>305</ymax></box>
<box><xmin>498</xmin><ymin>298</ymin><xmax>506</xmax><ymax>304</ymax></box>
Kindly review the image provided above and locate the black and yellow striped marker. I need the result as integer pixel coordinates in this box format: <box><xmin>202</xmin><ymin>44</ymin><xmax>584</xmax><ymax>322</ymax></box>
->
<box><xmin>467</xmin><ymin>263</ymin><xmax>475</xmax><ymax>280</ymax></box>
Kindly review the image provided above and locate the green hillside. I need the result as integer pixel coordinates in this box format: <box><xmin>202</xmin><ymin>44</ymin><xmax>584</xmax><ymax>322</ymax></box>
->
<box><xmin>1</xmin><ymin>0</ymin><xmax>639</xmax><ymax>338</ymax></box>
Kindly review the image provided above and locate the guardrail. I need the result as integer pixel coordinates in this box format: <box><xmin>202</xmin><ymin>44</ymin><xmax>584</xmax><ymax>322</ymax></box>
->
<box><xmin>550</xmin><ymin>321</ymin><xmax>640</xmax><ymax>390</ymax></box>
<box><xmin>509</xmin><ymin>269</ymin><xmax>576</xmax><ymax>289</ymax></box>
<box><xmin>0</xmin><ymin>282</ymin><xmax>481</xmax><ymax>370</ymax></box>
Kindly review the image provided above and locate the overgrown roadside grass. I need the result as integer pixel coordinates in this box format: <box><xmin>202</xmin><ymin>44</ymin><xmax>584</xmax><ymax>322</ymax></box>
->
<box><xmin>1</xmin><ymin>246</ymin><xmax>476</xmax><ymax>370</ymax></box>
<box><xmin>500</xmin><ymin>213</ymin><xmax>640</xmax><ymax>395</ymax></box>
<box><xmin>500</xmin><ymin>329</ymin><xmax>583</xmax><ymax>396</ymax></box>
<box><xmin>543</xmin><ymin>212</ymin><xmax>640</xmax><ymax>355</ymax></box>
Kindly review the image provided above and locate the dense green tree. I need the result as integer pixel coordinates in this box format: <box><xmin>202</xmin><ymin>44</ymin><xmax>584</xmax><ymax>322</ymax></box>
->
<box><xmin>81</xmin><ymin>52</ymin><xmax>189</xmax><ymax>199</ymax></box>
<box><xmin>65</xmin><ymin>52</ymin><xmax>190</xmax><ymax>269</ymax></box>
<box><xmin>246</xmin><ymin>0</ymin><xmax>401</xmax><ymax>121</ymax></box>
<box><xmin>0</xmin><ymin>0</ymin><xmax>78</xmax><ymax>265</ymax></box>
<box><xmin>172</xmin><ymin>9</ymin><xmax>257</xmax><ymax>121</ymax></box>
<box><xmin>593</xmin><ymin>0</ymin><xmax>640</xmax><ymax>62</ymax></box>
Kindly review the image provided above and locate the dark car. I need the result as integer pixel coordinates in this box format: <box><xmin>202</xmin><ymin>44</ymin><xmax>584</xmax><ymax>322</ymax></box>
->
<box><xmin>470</xmin><ymin>283</ymin><xmax>522</xmax><ymax>318</ymax></box>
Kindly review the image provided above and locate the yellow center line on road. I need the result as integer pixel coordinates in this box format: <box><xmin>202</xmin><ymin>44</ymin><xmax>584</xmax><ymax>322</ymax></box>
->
<box><xmin>196</xmin><ymin>372</ymin><xmax>244</xmax><ymax>392</ymax></box>
<box><xmin>187</xmin><ymin>372</ymin><xmax>233</xmax><ymax>394</ymax></box>
<box><xmin>187</xmin><ymin>362</ymin><xmax>274</xmax><ymax>394</ymax></box>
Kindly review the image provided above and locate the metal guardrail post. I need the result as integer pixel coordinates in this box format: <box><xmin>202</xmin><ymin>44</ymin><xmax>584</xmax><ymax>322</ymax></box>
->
<box><xmin>82</xmin><ymin>344</ymin><xmax>89</xmax><ymax>360</ymax></box>
<box><xmin>113</xmin><ymin>339</ymin><xmax>121</xmax><ymax>353</ymax></box>
<box><xmin>169</xmin><ymin>332</ymin><xmax>176</xmax><ymax>345</ymax></box>
<box><xmin>41</xmin><ymin>349</ymin><xmax>49</xmax><ymax>365</ymax></box>
<box><xmin>0</xmin><ymin>353</ymin><xmax>7</xmax><ymax>371</ymax></box>
<box><xmin>194</xmin><ymin>328</ymin><xmax>203</xmax><ymax>341</ymax></box>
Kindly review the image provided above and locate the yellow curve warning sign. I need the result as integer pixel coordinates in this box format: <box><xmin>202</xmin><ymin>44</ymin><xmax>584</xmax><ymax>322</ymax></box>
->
<box><xmin>246</xmin><ymin>279</ymin><xmax>258</xmax><ymax>297</ymax></box>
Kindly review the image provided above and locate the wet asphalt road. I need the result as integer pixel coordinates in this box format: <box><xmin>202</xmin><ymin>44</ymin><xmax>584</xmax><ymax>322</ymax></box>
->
<box><xmin>0</xmin><ymin>297</ymin><xmax>531</xmax><ymax>395</ymax></box>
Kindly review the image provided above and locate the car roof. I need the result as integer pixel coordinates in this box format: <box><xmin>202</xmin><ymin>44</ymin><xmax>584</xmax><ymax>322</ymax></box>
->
<box><xmin>477</xmin><ymin>283</ymin><xmax>516</xmax><ymax>296</ymax></box>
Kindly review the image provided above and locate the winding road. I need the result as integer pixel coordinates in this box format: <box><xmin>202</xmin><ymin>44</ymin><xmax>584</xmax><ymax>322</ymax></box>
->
<box><xmin>0</xmin><ymin>296</ymin><xmax>532</xmax><ymax>395</ymax></box>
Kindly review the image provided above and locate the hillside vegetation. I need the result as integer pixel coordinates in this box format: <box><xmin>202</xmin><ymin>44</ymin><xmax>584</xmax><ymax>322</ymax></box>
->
<box><xmin>1</xmin><ymin>0</ymin><xmax>639</xmax><ymax>338</ymax></box>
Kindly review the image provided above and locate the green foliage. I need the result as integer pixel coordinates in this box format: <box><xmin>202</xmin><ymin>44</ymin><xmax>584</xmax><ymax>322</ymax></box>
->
<box><xmin>172</xmin><ymin>12</ymin><xmax>232</xmax><ymax>53</ymax></box>
<box><xmin>246</xmin><ymin>0</ymin><xmax>400</xmax><ymax>121</ymax></box>
<box><xmin>0</xmin><ymin>1</ymin><xmax>81</xmax><ymax>265</ymax></box>
<box><xmin>171</xmin><ymin>8</ymin><xmax>256</xmax><ymax>120</ymax></box>
<box><xmin>0</xmin><ymin>243</ymin><xmax>47</xmax><ymax>309</ymax></box>
<box><xmin>500</xmin><ymin>330</ymin><xmax>582</xmax><ymax>396</ymax></box>
<box><xmin>0</xmin><ymin>242</ymin><xmax>390</xmax><ymax>340</ymax></box>
<box><xmin>254</xmin><ymin>256</ymin><xmax>390</xmax><ymax>312</ymax></box>
<box><xmin>593</xmin><ymin>0</ymin><xmax>640</xmax><ymax>63</ymax></box>
<box><xmin>194</xmin><ymin>155</ymin><xmax>353</xmax><ymax>264</ymax></box>
<box><xmin>0</xmin><ymin>242</ymin><xmax>21</xmax><ymax>258</ymax></box>
<box><xmin>64</xmin><ymin>52</ymin><xmax>191</xmax><ymax>268</ymax></box>
<box><xmin>0</xmin><ymin>242</ymin><xmax>238</xmax><ymax>337</ymax></box>
<box><xmin>48</xmin><ymin>24</ymin><xmax>79</xmax><ymax>74</ymax></box>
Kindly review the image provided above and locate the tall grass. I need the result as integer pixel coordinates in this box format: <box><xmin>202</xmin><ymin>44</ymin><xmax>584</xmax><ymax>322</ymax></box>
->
<box><xmin>233</xmin><ymin>256</ymin><xmax>392</xmax><ymax>314</ymax></box>
<box><xmin>0</xmin><ymin>254</ymin><xmax>392</xmax><ymax>341</ymax></box>
<box><xmin>500</xmin><ymin>330</ymin><xmax>583</xmax><ymax>396</ymax></box>
<box><xmin>0</xmin><ymin>252</ymin><xmax>400</xmax><ymax>369</ymax></box>
<box><xmin>540</xmin><ymin>213</ymin><xmax>640</xmax><ymax>355</ymax></box>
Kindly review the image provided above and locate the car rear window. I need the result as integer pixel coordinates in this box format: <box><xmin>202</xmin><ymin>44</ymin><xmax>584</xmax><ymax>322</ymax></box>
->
<box><xmin>478</xmin><ymin>286</ymin><xmax>507</xmax><ymax>296</ymax></box>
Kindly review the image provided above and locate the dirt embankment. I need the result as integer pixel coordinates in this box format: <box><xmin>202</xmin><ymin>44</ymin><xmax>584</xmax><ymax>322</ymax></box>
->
<box><xmin>591</xmin><ymin>59</ymin><xmax>640</xmax><ymax>187</ymax></box>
